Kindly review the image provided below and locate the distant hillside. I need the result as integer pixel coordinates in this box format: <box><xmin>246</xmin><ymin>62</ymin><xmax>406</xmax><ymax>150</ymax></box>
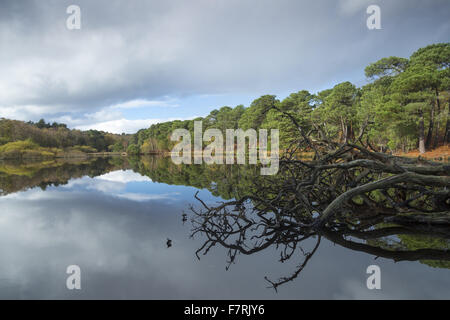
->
<box><xmin>0</xmin><ymin>118</ymin><xmax>132</xmax><ymax>159</ymax></box>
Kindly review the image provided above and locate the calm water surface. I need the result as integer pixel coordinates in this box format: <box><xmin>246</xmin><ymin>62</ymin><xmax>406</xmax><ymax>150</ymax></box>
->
<box><xmin>0</xmin><ymin>157</ymin><xmax>448</xmax><ymax>299</ymax></box>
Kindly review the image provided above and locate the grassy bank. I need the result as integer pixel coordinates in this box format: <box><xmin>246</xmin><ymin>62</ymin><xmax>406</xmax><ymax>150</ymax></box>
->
<box><xmin>395</xmin><ymin>145</ymin><xmax>450</xmax><ymax>161</ymax></box>
<box><xmin>0</xmin><ymin>140</ymin><xmax>61</xmax><ymax>160</ymax></box>
<box><xmin>0</xmin><ymin>140</ymin><xmax>103</xmax><ymax>160</ymax></box>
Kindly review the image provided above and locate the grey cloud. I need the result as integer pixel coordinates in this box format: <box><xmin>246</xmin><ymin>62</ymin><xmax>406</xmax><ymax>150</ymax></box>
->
<box><xmin>0</xmin><ymin>0</ymin><xmax>449</xmax><ymax>120</ymax></box>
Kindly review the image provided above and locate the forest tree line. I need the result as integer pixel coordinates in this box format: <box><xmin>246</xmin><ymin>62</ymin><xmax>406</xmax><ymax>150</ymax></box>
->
<box><xmin>132</xmin><ymin>43</ymin><xmax>450</xmax><ymax>155</ymax></box>
<box><xmin>1</xmin><ymin>43</ymin><xmax>448</xmax><ymax>157</ymax></box>
<box><xmin>0</xmin><ymin>118</ymin><xmax>132</xmax><ymax>156</ymax></box>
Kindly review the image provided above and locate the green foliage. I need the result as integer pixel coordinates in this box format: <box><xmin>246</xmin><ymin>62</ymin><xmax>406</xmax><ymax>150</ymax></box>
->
<box><xmin>312</xmin><ymin>82</ymin><xmax>360</xmax><ymax>143</ymax></box>
<box><xmin>109</xmin><ymin>141</ymin><xmax>125</xmax><ymax>152</ymax></box>
<box><xmin>409</xmin><ymin>43</ymin><xmax>450</xmax><ymax>69</ymax></box>
<box><xmin>360</xmin><ymin>42</ymin><xmax>450</xmax><ymax>152</ymax></box>
<box><xmin>0</xmin><ymin>139</ymin><xmax>40</xmax><ymax>152</ymax></box>
<box><xmin>69</xmin><ymin>145</ymin><xmax>98</xmax><ymax>153</ymax></box>
<box><xmin>0</xmin><ymin>136</ymin><xmax>10</xmax><ymax>146</ymax></box>
<box><xmin>127</xmin><ymin>144</ymin><xmax>140</xmax><ymax>155</ymax></box>
<box><xmin>0</xmin><ymin>139</ymin><xmax>60</xmax><ymax>159</ymax></box>
<box><xmin>261</xmin><ymin>91</ymin><xmax>313</xmax><ymax>150</ymax></box>
<box><xmin>0</xmin><ymin>118</ymin><xmax>132</xmax><ymax>158</ymax></box>
<box><xmin>365</xmin><ymin>56</ymin><xmax>409</xmax><ymax>79</ymax></box>
<box><xmin>238</xmin><ymin>95</ymin><xmax>278</xmax><ymax>130</ymax></box>
<box><xmin>391</xmin><ymin>234</ymin><xmax>450</xmax><ymax>269</ymax></box>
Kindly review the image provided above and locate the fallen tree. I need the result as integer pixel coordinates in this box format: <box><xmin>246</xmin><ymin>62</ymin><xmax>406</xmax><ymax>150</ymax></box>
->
<box><xmin>188</xmin><ymin>111</ymin><xmax>450</xmax><ymax>291</ymax></box>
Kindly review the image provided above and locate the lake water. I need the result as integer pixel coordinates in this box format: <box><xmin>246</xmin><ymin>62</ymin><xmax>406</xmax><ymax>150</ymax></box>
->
<box><xmin>0</xmin><ymin>156</ymin><xmax>449</xmax><ymax>299</ymax></box>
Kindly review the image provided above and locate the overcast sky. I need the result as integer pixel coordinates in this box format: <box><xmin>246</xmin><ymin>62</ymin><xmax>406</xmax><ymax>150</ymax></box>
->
<box><xmin>0</xmin><ymin>0</ymin><xmax>449</xmax><ymax>133</ymax></box>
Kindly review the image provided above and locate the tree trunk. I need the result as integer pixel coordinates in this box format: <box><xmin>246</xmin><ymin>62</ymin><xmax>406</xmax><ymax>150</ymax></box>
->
<box><xmin>418</xmin><ymin>108</ymin><xmax>426</xmax><ymax>154</ymax></box>
<box><xmin>340</xmin><ymin>117</ymin><xmax>347</xmax><ymax>144</ymax></box>
<box><xmin>433</xmin><ymin>120</ymin><xmax>440</xmax><ymax>149</ymax></box>
<box><xmin>425</xmin><ymin>101</ymin><xmax>435</xmax><ymax>149</ymax></box>
<box><xmin>349</xmin><ymin>122</ymin><xmax>355</xmax><ymax>141</ymax></box>
<box><xmin>433</xmin><ymin>89</ymin><xmax>441</xmax><ymax>148</ymax></box>
<box><xmin>444</xmin><ymin>100</ymin><xmax>450</xmax><ymax>145</ymax></box>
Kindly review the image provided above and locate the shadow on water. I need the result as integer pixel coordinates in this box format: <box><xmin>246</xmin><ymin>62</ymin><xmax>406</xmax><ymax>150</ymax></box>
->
<box><xmin>0</xmin><ymin>155</ymin><xmax>449</xmax><ymax>293</ymax></box>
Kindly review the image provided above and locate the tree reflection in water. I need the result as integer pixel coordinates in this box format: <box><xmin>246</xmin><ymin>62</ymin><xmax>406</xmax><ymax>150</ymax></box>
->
<box><xmin>189</xmin><ymin>142</ymin><xmax>450</xmax><ymax>291</ymax></box>
<box><xmin>1</xmin><ymin>151</ymin><xmax>448</xmax><ymax>292</ymax></box>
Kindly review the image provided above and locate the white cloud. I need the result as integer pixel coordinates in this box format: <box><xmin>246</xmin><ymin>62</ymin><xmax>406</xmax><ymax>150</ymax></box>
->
<box><xmin>110</xmin><ymin>99</ymin><xmax>179</xmax><ymax>109</ymax></box>
<box><xmin>74</xmin><ymin>117</ymin><xmax>185</xmax><ymax>134</ymax></box>
<box><xmin>0</xmin><ymin>105</ymin><xmax>66</xmax><ymax>121</ymax></box>
<box><xmin>46</xmin><ymin>98</ymin><xmax>187</xmax><ymax>133</ymax></box>
<box><xmin>115</xmin><ymin>192</ymin><xmax>180</xmax><ymax>202</ymax></box>
<box><xmin>96</xmin><ymin>170</ymin><xmax>152</xmax><ymax>183</ymax></box>
<box><xmin>59</xmin><ymin>170</ymin><xmax>181</xmax><ymax>202</ymax></box>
